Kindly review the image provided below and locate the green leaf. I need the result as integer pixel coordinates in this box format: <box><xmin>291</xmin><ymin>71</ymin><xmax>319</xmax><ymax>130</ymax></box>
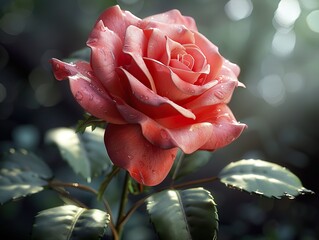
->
<box><xmin>0</xmin><ymin>149</ymin><xmax>53</xmax><ymax>204</ymax></box>
<box><xmin>219</xmin><ymin>159</ymin><xmax>314</xmax><ymax>199</ymax></box>
<box><xmin>76</xmin><ymin>113</ymin><xmax>106</xmax><ymax>134</ymax></box>
<box><xmin>171</xmin><ymin>150</ymin><xmax>212</xmax><ymax>181</ymax></box>
<box><xmin>46</xmin><ymin>127</ymin><xmax>113</xmax><ymax>181</ymax></box>
<box><xmin>32</xmin><ymin>205</ymin><xmax>109</xmax><ymax>240</ymax></box>
<box><xmin>146</xmin><ymin>188</ymin><xmax>218</xmax><ymax>240</ymax></box>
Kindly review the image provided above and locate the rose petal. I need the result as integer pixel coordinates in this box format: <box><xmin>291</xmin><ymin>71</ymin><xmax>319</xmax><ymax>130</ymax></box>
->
<box><xmin>104</xmin><ymin>124</ymin><xmax>178</xmax><ymax>186</ymax></box>
<box><xmin>122</xmin><ymin>25</ymin><xmax>156</xmax><ymax>92</ymax></box>
<box><xmin>144</xmin><ymin>28</ymin><xmax>166</xmax><ymax>61</ymax></box>
<box><xmin>142</xmin><ymin>9</ymin><xmax>198</xmax><ymax>31</ymax></box>
<box><xmin>184</xmin><ymin>44</ymin><xmax>208</xmax><ymax>72</ymax></box>
<box><xmin>155</xmin><ymin>104</ymin><xmax>246</xmax><ymax>151</ymax></box>
<box><xmin>145</xmin><ymin>58</ymin><xmax>218</xmax><ymax>101</ymax></box>
<box><xmin>97</xmin><ymin>5</ymin><xmax>141</xmax><ymax>41</ymax></box>
<box><xmin>184</xmin><ymin>67</ymin><xmax>239</xmax><ymax>109</ymax></box>
<box><xmin>141</xmin><ymin>21</ymin><xmax>195</xmax><ymax>45</ymax></box>
<box><xmin>194</xmin><ymin>32</ymin><xmax>223</xmax><ymax>83</ymax></box>
<box><xmin>87</xmin><ymin>20</ymin><xmax>125</xmax><ymax>97</ymax></box>
<box><xmin>171</xmin><ymin>67</ymin><xmax>208</xmax><ymax>84</ymax></box>
<box><xmin>112</xmin><ymin>98</ymin><xmax>216</xmax><ymax>154</ymax></box>
<box><xmin>196</xmin><ymin>104</ymin><xmax>247</xmax><ymax>150</ymax></box>
<box><xmin>50</xmin><ymin>58</ymin><xmax>125</xmax><ymax>124</ymax></box>
<box><xmin>117</xmin><ymin>67</ymin><xmax>196</xmax><ymax>119</ymax></box>
<box><xmin>161</xmin><ymin>36</ymin><xmax>185</xmax><ymax>65</ymax></box>
<box><xmin>223</xmin><ymin>59</ymin><xmax>240</xmax><ymax>77</ymax></box>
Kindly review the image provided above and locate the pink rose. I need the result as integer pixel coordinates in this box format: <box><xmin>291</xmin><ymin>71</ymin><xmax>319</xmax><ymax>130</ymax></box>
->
<box><xmin>51</xmin><ymin>5</ymin><xmax>246</xmax><ymax>186</ymax></box>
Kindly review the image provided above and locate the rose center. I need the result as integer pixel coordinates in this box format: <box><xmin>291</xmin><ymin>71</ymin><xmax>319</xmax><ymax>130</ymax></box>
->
<box><xmin>170</xmin><ymin>48</ymin><xmax>195</xmax><ymax>71</ymax></box>
<box><xmin>177</xmin><ymin>53</ymin><xmax>194</xmax><ymax>69</ymax></box>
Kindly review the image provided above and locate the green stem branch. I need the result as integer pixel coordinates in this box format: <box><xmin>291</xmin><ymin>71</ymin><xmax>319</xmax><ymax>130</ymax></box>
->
<box><xmin>98</xmin><ymin>166</ymin><xmax>120</xmax><ymax>200</ymax></box>
<box><xmin>48</xmin><ymin>180</ymin><xmax>119</xmax><ymax>240</ymax></box>
<box><xmin>115</xmin><ymin>172</ymin><xmax>130</xmax><ymax>238</ymax></box>
<box><xmin>118</xmin><ymin>175</ymin><xmax>220</xmax><ymax>228</ymax></box>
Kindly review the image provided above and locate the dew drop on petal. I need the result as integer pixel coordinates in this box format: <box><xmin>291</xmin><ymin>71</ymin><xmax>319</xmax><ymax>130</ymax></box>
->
<box><xmin>75</xmin><ymin>91</ymin><xmax>83</xmax><ymax>101</ymax></box>
<box><xmin>140</xmin><ymin>95</ymin><xmax>149</xmax><ymax>100</ymax></box>
<box><xmin>160</xmin><ymin>129</ymin><xmax>169</xmax><ymax>139</ymax></box>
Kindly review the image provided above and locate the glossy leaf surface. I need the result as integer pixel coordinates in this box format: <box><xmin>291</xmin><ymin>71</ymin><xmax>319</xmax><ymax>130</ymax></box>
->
<box><xmin>146</xmin><ymin>187</ymin><xmax>218</xmax><ymax>240</ymax></box>
<box><xmin>32</xmin><ymin>205</ymin><xmax>109</xmax><ymax>240</ymax></box>
<box><xmin>0</xmin><ymin>149</ymin><xmax>52</xmax><ymax>204</ymax></box>
<box><xmin>219</xmin><ymin>159</ymin><xmax>314</xmax><ymax>198</ymax></box>
<box><xmin>46</xmin><ymin>127</ymin><xmax>112</xmax><ymax>181</ymax></box>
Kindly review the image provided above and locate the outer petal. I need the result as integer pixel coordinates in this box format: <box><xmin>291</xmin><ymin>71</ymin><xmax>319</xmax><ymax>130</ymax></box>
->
<box><xmin>112</xmin><ymin>97</ymin><xmax>215</xmax><ymax>154</ymax></box>
<box><xmin>122</xmin><ymin>25</ymin><xmax>156</xmax><ymax>92</ymax></box>
<box><xmin>141</xmin><ymin>21</ymin><xmax>195</xmax><ymax>45</ymax></box>
<box><xmin>50</xmin><ymin>58</ymin><xmax>125</xmax><ymax>124</ymax></box>
<box><xmin>104</xmin><ymin>124</ymin><xmax>178</xmax><ymax>186</ymax></box>
<box><xmin>198</xmin><ymin>104</ymin><xmax>247</xmax><ymax>150</ymax></box>
<box><xmin>87</xmin><ymin>20</ymin><xmax>125</xmax><ymax>98</ymax></box>
<box><xmin>96</xmin><ymin>5</ymin><xmax>141</xmax><ymax>41</ymax></box>
<box><xmin>142</xmin><ymin>9</ymin><xmax>198</xmax><ymax>31</ymax></box>
<box><xmin>224</xmin><ymin>59</ymin><xmax>240</xmax><ymax>77</ymax></box>
<box><xmin>117</xmin><ymin>67</ymin><xmax>195</xmax><ymax>119</ymax></box>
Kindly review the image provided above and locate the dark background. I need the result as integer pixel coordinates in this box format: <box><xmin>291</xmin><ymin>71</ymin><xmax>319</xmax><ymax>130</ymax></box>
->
<box><xmin>0</xmin><ymin>0</ymin><xmax>318</xmax><ymax>239</ymax></box>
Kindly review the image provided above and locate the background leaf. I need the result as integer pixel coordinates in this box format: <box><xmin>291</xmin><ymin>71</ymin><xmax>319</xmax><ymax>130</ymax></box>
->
<box><xmin>32</xmin><ymin>205</ymin><xmax>109</xmax><ymax>240</ymax></box>
<box><xmin>46</xmin><ymin>127</ymin><xmax>113</xmax><ymax>181</ymax></box>
<box><xmin>219</xmin><ymin>159</ymin><xmax>314</xmax><ymax>199</ymax></box>
<box><xmin>170</xmin><ymin>150</ymin><xmax>213</xmax><ymax>181</ymax></box>
<box><xmin>146</xmin><ymin>188</ymin><xmax>218</xmax><ymax>240</ymax></box>
<box><xmin>0</xmin><ymin>149</ymin><xmax>53</xmax><ymax>204</ymax></box>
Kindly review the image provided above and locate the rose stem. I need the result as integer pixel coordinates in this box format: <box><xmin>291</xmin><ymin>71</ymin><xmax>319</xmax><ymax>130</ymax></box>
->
<box><xmin>118</xmin><ymin>175</ymin><xmax>220</xmax><ymax>228</ymax></box>
<box><xmin>171</xmin><ymin>151</ymin><xmax>185</xmax><ymax>184</ymax></box>
<box><xmin>98</xmin><ymin>166</ymin><xmax>121</xmax><ymax>200</ymax></box>
<box><xmin>115</xmin><ymin>171</ymin><xmax>130</xmax><ymax>238</ymax></box>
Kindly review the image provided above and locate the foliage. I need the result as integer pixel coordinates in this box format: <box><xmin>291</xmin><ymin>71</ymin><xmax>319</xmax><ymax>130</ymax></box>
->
<box><xmin>0</xmin><ymin>126</ymin><xmax>313</xmax><ymax>239</ymax></box>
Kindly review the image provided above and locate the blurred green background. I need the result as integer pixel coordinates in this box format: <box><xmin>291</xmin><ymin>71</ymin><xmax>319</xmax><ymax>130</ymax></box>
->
<box><xmin>0</xmin><ymin>0</ymin><xmax>318</xmax><ymax>239</ymax></box>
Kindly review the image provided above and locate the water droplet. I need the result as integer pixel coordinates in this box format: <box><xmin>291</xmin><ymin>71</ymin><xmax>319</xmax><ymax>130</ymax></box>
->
<box><xmin>75</xmin><ymin>91</ymin><xmax>83</xmax><ymax>101</ymax></box>
<box><xmin>160</xmin><ymin>129</ymin><xmax>169</xmax><ymax>139</ymax></box>
<box><xmin>89</xmin><ymin>94</ymin><xmax>93</xmax><ymax>101</ymax></box>
<box><xmin>214</xmin><ymin>90</ymin><xmax>225</xmax><ymax>99</ymax></box>
<box><xmin>128</xmin><ymin>114</ymin><xmax>137</xmax><ymax>120</ymax></box>
<box><xmin>55</xmin><ymin>63</ymin><xmax>60</xmax><ymax>70</ymax></box>
<box><xmin>152</xmin><ymin>169</ymin><xmax>156</xmax><ymax>174</ymax></box>
<box><xmin>140</xmin><ymin>95</ymin><xmax>149</xmax><ymax>101</ymax></box>
<box><xmin>127</xmin><ymin>155</ymin><xmax>133</xmax><ymax>160</ymax></box>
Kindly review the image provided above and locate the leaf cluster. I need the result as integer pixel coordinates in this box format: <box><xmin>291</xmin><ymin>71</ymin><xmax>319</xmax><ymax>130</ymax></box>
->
<box><xmin>0</xmin><ymin>127</ymin><xmax>314</xmax><ymax>240</ymax></box>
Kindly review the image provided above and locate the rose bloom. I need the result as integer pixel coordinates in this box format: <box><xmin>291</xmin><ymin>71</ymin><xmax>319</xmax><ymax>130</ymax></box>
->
<box><xmin>51</xmin><ymin>5</ymin><xmax>246</xmax><ymax>186</ymax></box>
